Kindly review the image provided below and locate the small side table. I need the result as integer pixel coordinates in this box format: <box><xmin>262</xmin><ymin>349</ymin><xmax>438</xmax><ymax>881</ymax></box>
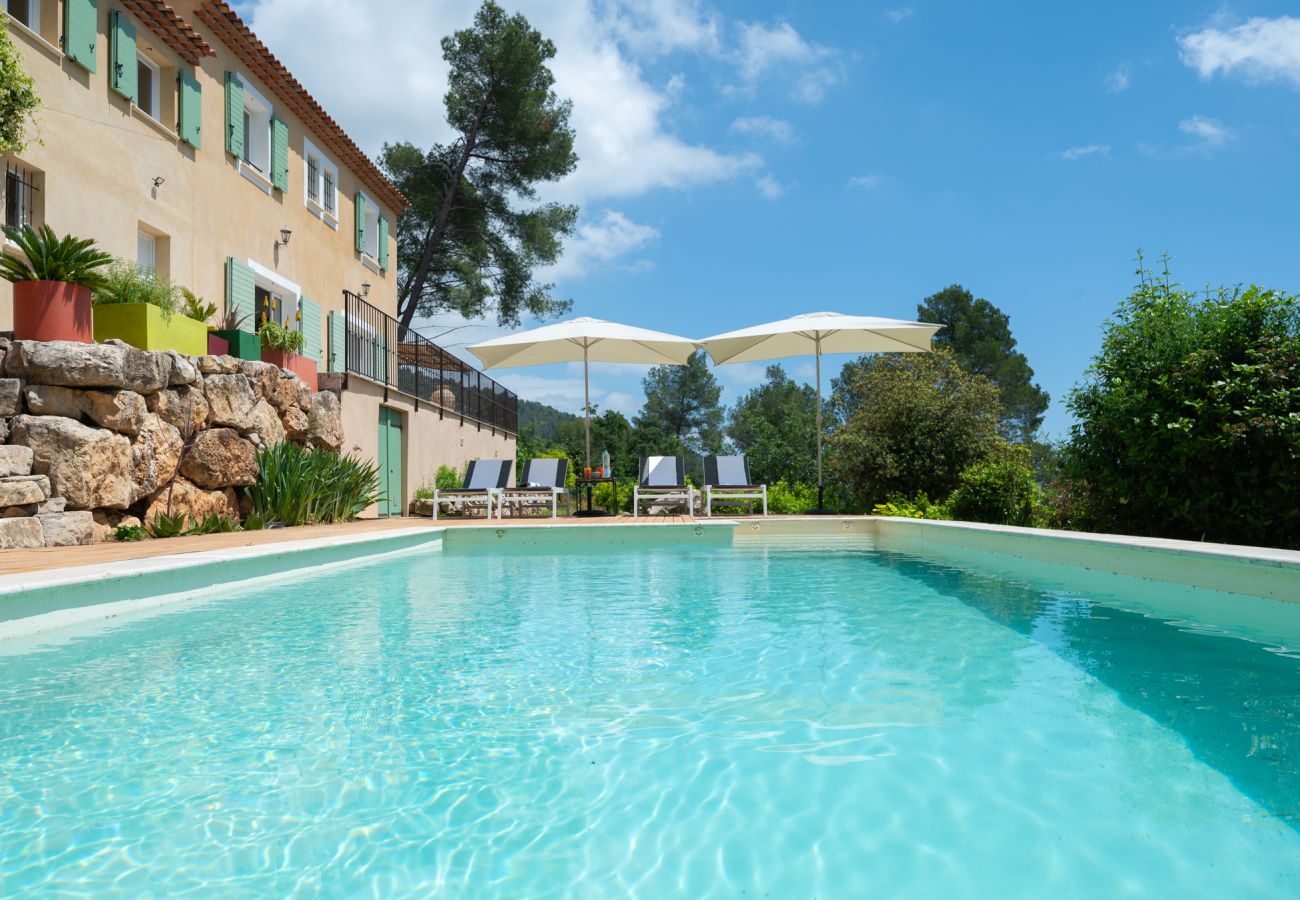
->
<box><xmin>574</xmin><ymin>477</ymin><xmax>618</xmax><ymax>517</ymax></box>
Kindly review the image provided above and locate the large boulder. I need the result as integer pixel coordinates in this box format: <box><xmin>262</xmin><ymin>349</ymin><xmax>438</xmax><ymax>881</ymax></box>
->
<box><xmin>179</xmin><ymin>427</ymin><xmax>258</xmax><ymax>488</ymax></box>
<box><xmin>268</xmin><ymin>373</ymin><xmax>311</xmax><ymax>414</ymax></box>
<box><xmin>147</xmin><ymin>385</ymin><xmax>209</xmax><ymax>438</ymax></box>
<box><xmin>81</xmin><ymin>390</ymin><xmax>148</xmax><ymax>436</ymax></box>
<box><xmin>308</xmin><ymin>391</ymin><xmax>343</xmax><ymax>451</ymax></box>
<box><xmin>197</xmin><ymin>355</ymin><xmax>242</xmax><ymax>376</ymax></box>
<box><xmin>130</xmin><ymin>414</ymin><xmax>183</xmax><ymax>501</ymax></box>
<box><xmin>24</xmin><ymin>384</ymin><xmax>84</xmax><ymax>418</ymax></box>
<box><xmin>0</xmin><ymin>516</ymin><xmax>43</xmax><ymax>549</ymax></box>
<box><xmin>281</xmin><ymin>405</ymin><xmax>309</xmax><ymax>442</ymax></box>
<box><xmin>91</xmin><ymin>509</ymin><xmax>141</xmax><ymax>543</ymax></box>
<box><xmin>165</xmin><ymin>351</ymin><xmax>199</xmax><ymax>386</ymax></box>
<box><xmin>7</xmin><ymin>340</ymin><xmax>170</xmax><ymax>393</ymax></box>
<box><xmin>204</xmin><ymin>374</ymin><xmax>257</xmax><ymax>430</ymax></box>
<box><xmin>0</xmin><ymin>377</ymin><xmax>21</xmax><ymax>416</ymax></box>
<box><xmin>144</xmin><ymin>477</ymin><xmax>239</xmax><ymax>527</ymax></box>
<box><xmin>0</xmin><ymin>445</ymin><xmax>33</xmax><ymax>477</ymax></box>
<box><xmin>0</xmin><ymin>474</ymin><xmax>49</xmax><ymax>506</ymax></box>
<box><xmin>9</xmin><ymin>415</ymin><xmax>133</xmax><ymax>509</ymax></box>
<box><xmin>240</xmin><ymin>360</ymin><xmax>281</xmax><ymax>402</ymax></box>
<box><xmin>246</xmin><ymin>399</ymin><xmax>286</xmax><ymax>447</ymax></box>
<box><xmin>38</xmin><ymin>511</ymin><xmax>94</xmax><ymax>547</ymax></box>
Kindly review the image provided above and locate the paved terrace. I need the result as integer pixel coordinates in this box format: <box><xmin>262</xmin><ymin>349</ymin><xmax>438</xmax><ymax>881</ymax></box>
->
<box><xmin>0</xmin><ymin>515</ymin><xmax>703</xmax><ymax>576</ymax></box>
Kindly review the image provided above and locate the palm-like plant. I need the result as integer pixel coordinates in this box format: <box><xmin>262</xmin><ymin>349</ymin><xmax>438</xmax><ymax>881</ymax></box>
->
<box><xmin>0</xmin><ymin>225</ymin><xmax>112</xmax><ymax>289</ymax></box>
<box><xmin>245</xmin><ymin>442</ymin><xmax>381</xmax><ymax>526</ymax></box>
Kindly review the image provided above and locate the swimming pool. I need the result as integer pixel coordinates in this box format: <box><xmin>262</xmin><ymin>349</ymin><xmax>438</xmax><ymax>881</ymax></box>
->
<box><xmin>2</xmin><ymin>533</ymin><xmax>1298</xmax><ymax>896</ymax></box>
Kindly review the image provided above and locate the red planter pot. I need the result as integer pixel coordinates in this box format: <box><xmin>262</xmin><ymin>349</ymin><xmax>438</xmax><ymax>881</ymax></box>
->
<box><xmin>207</xmin><ymin>332</ymin><xmax>230</xmax><ymax>356</ymax></box>
<box><xmin>260</xmin><ymin>348</ymin><xmax>317</xmax><ymax>392</ymax></box>
<box><xmin>12</xmin><ymin>281</ymin><xmax>93</xmax><ymax>343</ymax></box>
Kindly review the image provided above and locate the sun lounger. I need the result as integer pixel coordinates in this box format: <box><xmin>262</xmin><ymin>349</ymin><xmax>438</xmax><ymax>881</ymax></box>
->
<box><xmin>432</xmin><ymin>459</ymin><xmax>512</xmax><ymax>520</ymax></box>
<box><xmin>703</xmin><ymin>455</ymin><xmax>767</xmax><ymax>516</ymax></box>
<box><xmin>498</xmin><ymin>458</ymin><xmax>569</xmax><ymax>519</ymax></box>
<box><xmin>633</xmin><ymin>455</ymin><xmax>695</xmax><ymax>516</ymax></box>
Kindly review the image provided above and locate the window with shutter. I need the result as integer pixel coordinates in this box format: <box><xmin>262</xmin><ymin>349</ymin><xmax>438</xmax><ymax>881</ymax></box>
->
<box><xmin>178</xmin><ymin>69</ymin><xmax>201</xmax><ymax>149</ymax></box>
<box><xmin>225</xmin><ymin>72</ymin><xmax>244</xmax><ymax>158</ymax></box>
<box><xmin>109</xmin><ymin>11</ymin><xmax>137</xmax><ymax>104</ymax></box>
<box><xmin>63</xmin><ymin>0</ymin><xmax>97</xmax><ymax>73</ymax></box>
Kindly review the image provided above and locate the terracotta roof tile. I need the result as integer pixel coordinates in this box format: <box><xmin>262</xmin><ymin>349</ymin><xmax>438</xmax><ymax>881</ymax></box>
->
<box><xmin>194</xmin><ymin>0</ymin><xmax>408</xmax><ymax>212</ymax></box>
<box><xmin>120</xmin><ymin>0</ymin><xmax>215</xmax><ymax>65</ymax></box>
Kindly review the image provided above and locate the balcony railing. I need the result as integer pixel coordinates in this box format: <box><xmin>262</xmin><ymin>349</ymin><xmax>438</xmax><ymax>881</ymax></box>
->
<box><xmin>342</xmin><ymin>291</ymin><xmax>518</xmax><ymax>436</ymax></box>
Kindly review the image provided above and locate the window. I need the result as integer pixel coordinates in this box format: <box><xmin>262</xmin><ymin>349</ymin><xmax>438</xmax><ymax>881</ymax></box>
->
<box><xmin>136</xmin><ymin>52</ymin><xmax>160</xmax><ymax>120</ymax></box>
<box><xmin>2</xmin><ymin>0</ymin><xmax>38</xmax><ymax>31</ymax></box>
<box><xmin>303</xmin><ymin>137</ymin><xmax>339</xmax><ymax>222</ymax></box>
<box><xmin>241</xmin><ymin>83</ymin><xmax>272</xmax><ymax>175</ymax></box>
<box><xmin>361</xmin><ymin>192</ymin><xmax>379</xmax><ymax>259</ymax></box>
<box><xmin>137</xmin><ymin>230</ymin><xmax>155</xmax><ymax>274</ymax></box>
<box><xmin>4</xmin><ymin>162</ymin><xmax>40</xmax><ymax>230</ymax></box>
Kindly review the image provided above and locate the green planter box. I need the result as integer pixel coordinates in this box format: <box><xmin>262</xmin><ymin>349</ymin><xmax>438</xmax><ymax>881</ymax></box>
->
<box><xmin>212</xmin><ymin>328</ymin><xmax>261</xmax><ymax>361</ymax></box>
<box><xmin>93</xmin><ymin>303</ymin><xmax>208</xmax><ymax>356</ymax></box>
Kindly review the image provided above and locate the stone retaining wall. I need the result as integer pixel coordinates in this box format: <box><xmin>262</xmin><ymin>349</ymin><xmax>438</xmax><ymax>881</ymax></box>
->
<box><xmin>0</xmin><ymin>339</ymin><xmax>343</xmax><ymax>547</ymax></box>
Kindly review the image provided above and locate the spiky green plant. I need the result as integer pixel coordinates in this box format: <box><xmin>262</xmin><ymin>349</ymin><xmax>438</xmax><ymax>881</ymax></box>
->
<box><xmin>0</xmin><ymin>225</ymin><xmax>112</xmax><ymax>288</ymax></box>
<box><xmin>149</xmin><ymin>512</ymin><xmax>188</xmax><ymax>538</ymax></box>
<box><xmin>184</xmin><ymin>513</ymin><xmax>238</xmax><ymax>535</ymax></box>
<box><xmin>181</xmin><ymin>289</ymin><xmax>218</xmax><ymax>325</ymax></box>
<box><xmin>245</xmin><ymin>442</ymin><xmax>381</xmax><ymax>526</ymax></box>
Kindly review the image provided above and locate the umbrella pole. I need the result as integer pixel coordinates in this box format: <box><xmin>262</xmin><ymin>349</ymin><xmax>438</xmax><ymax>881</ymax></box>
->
<box><xmin>815</xmin><ymin>337</ymin><xmax>825</xmax><ymax>513</ymax></box>
<box><xmin>583</xmin><ymin>343</ymin><xmax>591</xmax><ymax>469</ymax></box>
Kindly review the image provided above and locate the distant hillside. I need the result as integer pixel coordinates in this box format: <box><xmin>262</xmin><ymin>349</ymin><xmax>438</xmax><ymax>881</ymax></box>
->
<box><xmin>518</xmin><ymin>399</ymin><xmax>578</xmax><ymax>441</ymax></box>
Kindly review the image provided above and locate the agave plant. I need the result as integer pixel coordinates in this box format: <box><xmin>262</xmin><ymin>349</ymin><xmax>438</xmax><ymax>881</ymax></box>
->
<box><xmin>245</xmin><ymin>442</ymin><xmax>381</xmax><ymax>526</ymax></box>
<box><xmin>220</xmin><ymin>303</ymin><xmax>250</xmax><ymax>331</ymax></box>
<box><xmin>0</xmin><ymin>225</ymin><xmax>112</xmax><ymax>288</ymax></box>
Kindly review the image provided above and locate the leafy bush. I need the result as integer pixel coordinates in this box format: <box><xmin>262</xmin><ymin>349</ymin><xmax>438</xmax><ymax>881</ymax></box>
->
<box><xmin>0</xmin><ymin>25</ymin><xmax>39</xmax><ymax>154</ymax></box>
<box><xmin>872</xmin><ymin>493</ymin><xmax>946</xmax><ymax>519</ymax></box>
<box><xmin>181</xmin><ymin>289</ymin><xmax>218</xmax><ymax>325</ymax></box>
<box><xmin>435</xmin><ymin>464</ymin><xmax>462</xmax><ymax>490</ymax></box>
<box><xmin>946</xmin><ymin>443</ymin><xmax>1043</xmax><ymax>527</ymax></box>
<box><xmin>827</xmin><ymin>350</ymin><xmax>1002</xmax><ymax>509</ymax></box>
<box><xmin>149</xmin><ymin>512</ymin><xmax>187</xmax><ymax>538</ymax></box>
<box><xmin>766</xmin><ymin>479</ymin><xmax>819</xmax><ymax>514</ymax></box>
<box><xmin>259</xmin><ymin>321</ymin><xmax>305</xmax><ymax>353</ymax></box>
<box><xmin>245</xmin><ymin>441</ymin><xmax>380</xmax><ymax>526</ymax></box>
<box><xmin>0</xmin><ymin>225</ymin><xmax>112</xmax><ymax>288</ymax></box>
<box><xmin>113</xmin><ymin>524</ymin><xmax>147</xmax><ymax>542</ymax></box>
<box><xmin>413</xmin><ymin>484</ymin><xmax>435</xmax><ymax>500</ymax></box>
<box><xmin>93</xmin><ymin>260</ymin><xmax>181</xmax><ymax>316</ymax></box>
<box><xmin>1064</xmin><ymin>260</ymin><xmax>1300</xmax><ymax>548</ymax></box>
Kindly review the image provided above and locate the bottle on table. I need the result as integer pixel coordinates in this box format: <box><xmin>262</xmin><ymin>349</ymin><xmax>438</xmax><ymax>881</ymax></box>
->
<box><xmin>601</xmin><ymin>447</ymin><xmax>610</xmax><ymax>478</ymax></box>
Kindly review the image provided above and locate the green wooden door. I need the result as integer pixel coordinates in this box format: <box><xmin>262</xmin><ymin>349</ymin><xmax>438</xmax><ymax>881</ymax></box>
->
<box><xmin>377</xmin><ymin>407</ymin><xmax>403</xmax><ymax>517</ymax></box>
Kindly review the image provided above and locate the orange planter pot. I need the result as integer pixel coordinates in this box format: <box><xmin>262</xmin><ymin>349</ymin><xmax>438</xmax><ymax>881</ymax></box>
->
<box><xmin>12</xmin><ymin>281</ymin><xmax>93</xmax><ymax>343</ymax></box>
<box><xmin>260</xmin><ymin>348</ymin><xmax>317</xmax><ymax>392</ymax></box>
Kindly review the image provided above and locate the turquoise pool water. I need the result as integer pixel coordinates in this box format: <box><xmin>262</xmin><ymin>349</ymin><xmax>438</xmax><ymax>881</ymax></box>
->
<box><xmin>2</xmin><ymin>539</ymin><xmax>1298</xmax><ymax>897</ymax></box>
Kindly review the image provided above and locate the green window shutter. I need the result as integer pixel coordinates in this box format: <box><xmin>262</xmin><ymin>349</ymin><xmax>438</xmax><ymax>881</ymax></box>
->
<box><xmin>63</xmin><ymin>0</ymin><xmax>97</xmax><ymax>73</ymax></box>
<box><xmin>225</xmin><ymin>72</ymin><xmax>244</xmax><ymax>158</ymax></box>
<box><xmin>328</xmin><ymin>310</ymin><xmax>346</xmax><ymax>372</ymax></box>
<box><xmin>271</xmin><ymin>116</ymin><xmax>289</xmax><ymax>191</ymax></box>
<box><xmin>354</xmin><ymin>192</ymin><xmax>366</xmax><ymax>253</ymax></box>
<box><xmin>299</xmin><ymin>297</ymin><xmax>323</xmax><ymax>365</ymax></box>
<box><xmin>378</xmin><ymin>215</ymin><xmax>390</xmax><ymax>270</ymax></box>
<box><xmin>225</xmin><ymin>257</ymin><xmax>256</xmax><ymax>328</ymax></box>
<box><xmin>109</xmin><ymin>10</ymin><xmax>137</xmax><ymax>104</ymax></box>
<box><xmin>178</xmin><ymin>69</ymin><xmax>202</xmax><ymax>149</ymax></box>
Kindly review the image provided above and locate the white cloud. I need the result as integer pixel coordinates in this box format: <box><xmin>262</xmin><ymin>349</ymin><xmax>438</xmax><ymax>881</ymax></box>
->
<box><xmin>884</xmin><ymin>8</ymin><xmax>914</xmax><ymax>25</ymax></box>
<box><xmin>1179</xmin><ymin>16</ymin><xmax>1300</xmax><ymax>87</ymax></box>
<box><xmin>1057</xmin><ymin>144</ymin><xmax>1111</xmax><ymax>161</ymax></box>
<box><xmin>846</xmin><ymin>174</ymin><xmax>882</xmax><ymax>190</ymax></box>
<box><xmin>731</xmin><ymin>20</ymin><xmax>842</xmax><ymax>102</ymax></box>
<box><xmin>538</xmin><ymin>210</ymin><xmax>660</xmax><ymax>281</ymax></box>
<box><xmin>755</xmin><ymin>173</ymin><xmax>785</xmax><ymax>199</ymax></box>
<box><xmin>1105</xmin><ymin>64</ymin><xmax>1130</xmax><ymax>93</ymax></box>
<box><xmin>1178</xmin><ymin>114</ymin><xmax>1234</xmax><ymax>146</ymax></box>
<box><xmin>730</xmin><ymin>115</ymin><xmax>796</xmax><ymax>144</ymax></box>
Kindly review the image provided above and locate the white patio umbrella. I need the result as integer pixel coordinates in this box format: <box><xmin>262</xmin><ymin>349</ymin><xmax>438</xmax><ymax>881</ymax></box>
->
<box><xmin>699</xmin><ymin>311</ymin><xmax>940</xmax><ymax>510</ymax></box>
<box><xmin>467</xmin><ymin>316</ymin><xmax>698</xmax><ymax>467</ymax></box>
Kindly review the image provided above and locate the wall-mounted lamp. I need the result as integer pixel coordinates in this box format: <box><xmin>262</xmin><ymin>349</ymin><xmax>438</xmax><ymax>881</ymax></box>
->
<box><xmin>152</xmin><ymin>176</ymin><xmax>165</xmax><ymax>189</ymax></box>
<box><xmin>275</xmin><ymin>227</ymin><xmax>292</xmax><ymax>248</ymax></box>
<box><xmin>360</xmin><ymin>280</ymin><xmax>371</xmax><ymax>298</ymax></box>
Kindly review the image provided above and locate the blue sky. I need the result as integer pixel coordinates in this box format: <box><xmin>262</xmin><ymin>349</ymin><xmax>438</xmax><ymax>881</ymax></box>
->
<box><xmin>240</xmin><ymin>1</ymin><xmax>1300</xmax><ymax>439</ymax></box>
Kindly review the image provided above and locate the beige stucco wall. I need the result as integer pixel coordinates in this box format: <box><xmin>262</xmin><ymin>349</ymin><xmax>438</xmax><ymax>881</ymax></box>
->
<box><xmin>0</xmin><ymin>1</ymin><xmax>399</xmax><ymax>339</ymax></box>
<box><xmin>335</xmin><ymin>376</ymin><xmax>517</xmax><ymax>517</ymax></box>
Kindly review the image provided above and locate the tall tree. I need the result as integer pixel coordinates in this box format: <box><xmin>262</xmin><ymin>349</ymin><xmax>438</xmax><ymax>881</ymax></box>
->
<box><xmin>634</xmin><ymin>350</ymin><xmax>725</xmax><ymax>458</ymax></box>
<box><xmin>828</xmin><ymin>351</ymin><xmax>1002</xmax><ymax>506</ymax></box>
<box><xmin>727</xmin><ymin>364</ymin><xmax>817</xmax><ymax>485</ymax></box>
<box><xmin>382</xmin><ymin>1</ymin><xmax>578</xmax><ymax>332</ymax></box>
<box><xmin>918</xmin><ymin>285</ymin><xmax>1049</xmax><ymax>441</ymax></box>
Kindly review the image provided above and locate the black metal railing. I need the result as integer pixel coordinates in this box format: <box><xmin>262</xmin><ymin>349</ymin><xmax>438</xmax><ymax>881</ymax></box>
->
<box><xmin>343</xmin><ymin>291</ymin><xmax>518</xmax><ymax>436</ymax></box>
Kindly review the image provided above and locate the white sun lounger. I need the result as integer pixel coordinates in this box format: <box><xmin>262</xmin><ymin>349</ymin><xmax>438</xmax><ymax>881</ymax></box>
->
<box><xmin>497</xmin><ymin>457</ymin><xmax>569</xmax><ymax>519</ymax></box>
<box><xmin>633</xmin><ymin>455</ymin><xmax>695</xmax><ymax>516</ymax></box>
<box><xmin>432</xmin><ymin>459</ymin><xmax>512</xmax><ymax>520</ymax></box>
<box><xmin>703</xmin><ymin>455</ymin><xmax>767</xmax><ymax>516</ymax></box>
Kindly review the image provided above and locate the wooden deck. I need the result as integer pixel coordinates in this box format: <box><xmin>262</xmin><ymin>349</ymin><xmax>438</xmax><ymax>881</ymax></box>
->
<box><xmin>0</xmin><ymin>514</ymin><xmax>702</xmax><ymax>576</ymax></box>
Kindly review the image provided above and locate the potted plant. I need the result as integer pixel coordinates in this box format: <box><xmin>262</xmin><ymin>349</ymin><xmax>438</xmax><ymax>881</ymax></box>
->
<box><xmin>91</xmin><ymin>262</ymin><xmax>208</xmax><ymax>355</ymax></box>
<box><xmin>259</xmin><ymin>320</ymin><xmax>316</xmax><ymax>390</ymax></box>
<box><xmin>179</xmin><ymin>289</ymin><xmax>227</xmax><ymax>355</ymax></box>
<box><xmin>212</xmin><ymin>305</ymin><xmax>260</xmax><ymax>361</ymax></box>
<box><xmin>0</xmin><ymin>225</ymin><xmax>112</xmax><ymax>343</ymax></box>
